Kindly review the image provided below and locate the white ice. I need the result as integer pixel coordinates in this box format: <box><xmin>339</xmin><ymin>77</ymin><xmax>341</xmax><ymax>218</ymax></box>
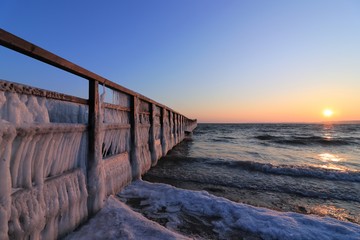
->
<box><xmin>65</xmin><ymin>196</ymin><xmax>189</xmax><ymax>240</ymax></box>
<box><xmin>117</xmin><ymin>180</ymin><xmax>360</xmax><ymax>240</ymax></box>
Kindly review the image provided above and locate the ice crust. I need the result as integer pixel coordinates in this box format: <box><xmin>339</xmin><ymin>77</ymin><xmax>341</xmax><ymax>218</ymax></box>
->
<box><xmin>9</xmin><ymin>169</ymin><xmax>88</xmax><ymax>239</ymax></box>
<box><xmin>119</xmin><ymin>181</ymin><xmax>360</xmax><ymax>240</ymax></box>
<box><xmin>1</xmin><ymin>92</ymin><xmax>46</xmax><ymax>124</ymax></box>
<box><xmin>65</xmin><ymin>196</ymin><xmax>189</xmax><ymax>240</ymax></box>
<box><xmin>104</xmin><ymin>108</ymin><xmax>129</xmax><ymax>124</ymax></box>
<box><xmin>10</xmin><ymin>124</ymin><xmax>87</xmax><ymax>188</ymax></box>
<box><xmin>137</xmin><ymin>124</ymin><xmax>152</xmax><ymax>175</ymax></box>
<box><xmin>46</xmin><ymin>99</ymin><xmax>88</xmax><ymax>124</ymax></box>
<box><xmin>103</xmin><ymin>153</ymin><xmax>132</xmax><ymax>196</ymax></box>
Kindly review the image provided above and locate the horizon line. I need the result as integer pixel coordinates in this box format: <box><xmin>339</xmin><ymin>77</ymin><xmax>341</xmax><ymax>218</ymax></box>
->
<box><xmin>198</xmin><ymin>120</ymin><xmax>360</xmax><ymax>124</ymax></box>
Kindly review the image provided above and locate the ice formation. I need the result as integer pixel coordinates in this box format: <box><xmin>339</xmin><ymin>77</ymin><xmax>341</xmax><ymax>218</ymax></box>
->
<box><xmin>104</xmin><ymin>108</ymin><xmax>129</xmax><ymax>124</ymax></box>
<box><xmin>4</xmin><ymin>92</ymin><xmax>33</xmax><ymax>124</ymax></box>
<box><xmin>151</xmin><ymin>107</ymin><xmax>163</xmax><ymax>165</ymax></box>
<box><xmin>0</xmin><ymin>124</ymin><xmax>16</xmax><ymax>240</ymax></box>
<box><xmin>118</xmin><ymin>180</ymin><xmax>360</xmax><ymax>240</ymax></box>
<box><xmin>9</xmin><ymin>169</ymin><xmax>88</xmax><ymax>239</ymax></box>
<box><xmin>137</xmin><ymin>124</ymin><xmax>152</xmax><ymax>176</ymax></box>
<box><xmin>0</xmin><ymin>89</ymin><xmax>89</xmax><ymax>239</ymax></box>
<box><xmin>111</xmin><ymin>88</ymin><xmax>131</xmax><ymax>108</ymax></box>
<box><xmin>0</xmin><ymin>80</ymin><xmax>192</xmax><ymax>239</ymax></box>
<box><xmin>65</xmin><ymin>196</ymin><xmax>189</xmax><ymax>240</ymax></box>
<box><xmin>104</xmin><ymin>153</ymin><xmax>132</xmax><ymax>196</ymax></box>
<box><xmin>102</xmin><ymin>127</ymin><xmax>130</xmax><ymax>158</ymax></box>
<box><xmin>10</xmin><ymin>124</ymin><xmax>87</xmax><ymax>188</ymax></box>
<box><xmin>27</xmin><ymin>96</ymin><xmax>49</xmax><ymax>123</ymax></box>
<box><xmin>46</xmin><ymin>100</ymin><xmax>88</xmax><ymax>124</ymax></box>
<box><xmin>161</xmin><ymin>109</ymin><xmax>170</xmax><ymax>156</ymax></box>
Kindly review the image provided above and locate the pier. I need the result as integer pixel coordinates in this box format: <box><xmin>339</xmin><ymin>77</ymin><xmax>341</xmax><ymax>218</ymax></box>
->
<box><xmin>0</xmin><ymin>29</ymin><xmax>197</xmax><ymax>239</ymax></box>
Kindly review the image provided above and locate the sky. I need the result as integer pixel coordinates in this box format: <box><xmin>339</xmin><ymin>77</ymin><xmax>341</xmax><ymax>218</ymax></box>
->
<box><xmin>1</xmin><ymin>0</ymin><xmax>360</xmax><ymax>123</ymax></box>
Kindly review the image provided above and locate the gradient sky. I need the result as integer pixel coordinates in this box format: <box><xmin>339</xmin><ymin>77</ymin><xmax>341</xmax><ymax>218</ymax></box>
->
<box><xmin>1</xmin><ymin>0</ymin><xmax>360</xmax><ymax>123</ymax></box>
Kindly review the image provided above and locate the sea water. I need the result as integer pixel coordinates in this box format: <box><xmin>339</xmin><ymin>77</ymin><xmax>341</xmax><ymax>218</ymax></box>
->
<box><xmin>144</xmin><ymin>123</ymin><xmax>360</xmax><ymax>225</ymax></box>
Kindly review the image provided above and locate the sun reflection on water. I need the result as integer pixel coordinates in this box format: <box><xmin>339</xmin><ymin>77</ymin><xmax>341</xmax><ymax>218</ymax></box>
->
<box><xmin>319</xmin><ymin>164</ymin><xmax>347</xmax><ymax>171</ymax></box>
<box><xmin>323</xmin><ymin>133</ymin><xmax>332</xmax><ymax>140</ymax></box>
<box><xmin>317</xmin><ymin>153</ymin><xmax>347</xmax><ymax>171</ymax></box>
<box><xmin>318</xmin><ymin>153</ymin><xmax>343</xmax><ymax>162</ymax></box>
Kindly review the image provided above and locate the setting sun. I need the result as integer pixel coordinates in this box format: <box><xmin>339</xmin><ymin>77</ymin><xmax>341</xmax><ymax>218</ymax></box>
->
<box><xmin>323</xmin><ymin>109</ymin><xmax>334</xmax><ymax>118</ymax></box>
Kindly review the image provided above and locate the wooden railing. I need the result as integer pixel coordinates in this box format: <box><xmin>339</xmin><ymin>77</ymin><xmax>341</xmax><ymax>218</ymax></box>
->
<box><xmin>0</xmin><ymin>28</ymin><xmax>197</xmax><ymax>239</ymax></box>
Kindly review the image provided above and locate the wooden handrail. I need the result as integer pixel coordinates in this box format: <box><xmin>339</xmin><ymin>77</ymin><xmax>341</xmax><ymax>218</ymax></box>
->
<box><xmin>0</xmin><ymin>28</ymin><xmax>187</xmax><ymax>118</ymax></box>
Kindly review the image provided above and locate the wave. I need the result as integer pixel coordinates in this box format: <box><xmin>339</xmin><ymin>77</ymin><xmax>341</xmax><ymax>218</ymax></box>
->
<box><xmin>205</xmin><ymin>158</ymin><xmax>360</xmax><ymax>182</ymax></box>
<box><xmin>211</xmin><ymin>136</ymin><xmax>237</xmax><ymax>143</ymax></box>
<box><xmin>146</xmin><ymin>156</ymin><xmax>360</xmax><ymax>203</ymax></box>
<box><xmin>254</xmin><ymin>134</ymin><xmax>357</xmax><ymax>146</ymax></box>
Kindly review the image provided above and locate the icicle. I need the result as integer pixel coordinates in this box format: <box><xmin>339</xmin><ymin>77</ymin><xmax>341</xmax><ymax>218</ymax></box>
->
<box><xmin>99</xmin><ymin>84</ymin><xmax>106</xmax><ymax>123</ymax></box>
<box><xmin>0</xmin><ymin>91</ymin><xmax>6</xmax><ymax>122</ymax></box>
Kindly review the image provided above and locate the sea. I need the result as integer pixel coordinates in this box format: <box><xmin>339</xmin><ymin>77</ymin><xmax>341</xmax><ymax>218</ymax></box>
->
<box><xmin>144</xmin><ymin>123</ymin><xmax>360</xmax><ymax>225</ymax></box>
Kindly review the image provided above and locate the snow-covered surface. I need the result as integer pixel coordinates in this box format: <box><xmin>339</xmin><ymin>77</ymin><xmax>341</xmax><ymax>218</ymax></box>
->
<box><xmin>65</xmin><ymin>196</ymin><xmax>189</xmax><ymax>240</ymax></box>
<box><xmin>117</xmin><ymin>181</ymin><xmax>360</xmax><ymax>240</ymax></box>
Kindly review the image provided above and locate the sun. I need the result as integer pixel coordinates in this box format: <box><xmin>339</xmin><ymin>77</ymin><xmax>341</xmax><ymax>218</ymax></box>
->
<box><xmin>323</xmin><ymin>109</ymin><xmax>333</xmax><ymax>118</ymax></box>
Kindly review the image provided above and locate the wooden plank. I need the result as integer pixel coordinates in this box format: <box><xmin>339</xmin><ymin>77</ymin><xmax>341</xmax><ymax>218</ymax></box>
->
<box><xmin>102</xmin><ymin>123</ymin><xmax>131</xmax><ymax>130</ymax></box>
<box><xmin>103</xmin><ymin>103</ymin><xmax>131</xmax><ymax>112</ymax></box>
<box><xmin>139</xmin><ymin>111</ymin><xmax>151</xmax><ymax>115</ymax></box>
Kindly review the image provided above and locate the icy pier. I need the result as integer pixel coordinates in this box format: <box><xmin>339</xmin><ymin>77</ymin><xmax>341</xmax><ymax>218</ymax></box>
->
<box><xmin>0</xmin><ymin>29</ymin><xmax>196</xmax><ymax>239</ymax></box>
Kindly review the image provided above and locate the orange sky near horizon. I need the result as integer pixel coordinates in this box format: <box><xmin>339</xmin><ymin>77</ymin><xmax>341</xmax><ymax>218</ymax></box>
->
<box><xmin>181</xmin><ymin>84</ymin><xmax>360</xmax><ymax>123</ymax></box>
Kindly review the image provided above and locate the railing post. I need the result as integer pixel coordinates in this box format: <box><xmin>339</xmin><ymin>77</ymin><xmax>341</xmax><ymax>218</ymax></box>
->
<box><xmin>130</xmin><ymin>96</ymin><xmax>140</xmax><ymax>179</ymax></box>
<box><xmin>176</xmin><ymin>114</ymin><xmax>179</xmax><ymax>143</ymax></box>
<box><xmin>161</xmin><ymin>108</ymin><xmax>168</xmax><ymax>156</ymax></box>
<box><xmin>87</xmin><ymin>80</ymin><xmax>105</xmax><ymax>215</ymax></box>
<box><xmin>180</xmin><ymin>115</ymin><xmax>184</xmax><ymax>140</ymax></box>
<box><xmin>149</xmin><ymin>103</ymin><xmax>157</xmax><ymax>166</ymax></box>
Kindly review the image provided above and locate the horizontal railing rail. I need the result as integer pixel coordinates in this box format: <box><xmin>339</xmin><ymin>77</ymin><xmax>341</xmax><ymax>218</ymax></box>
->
<box><xmin>0</xmin><ymin>28</ymin><xmax>191</xmax><ymax>118</ymax></box>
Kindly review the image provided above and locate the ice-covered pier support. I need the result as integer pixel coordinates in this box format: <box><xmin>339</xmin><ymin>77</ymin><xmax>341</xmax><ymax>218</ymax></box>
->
<box><xmin>0</xmin><ymin>29</ymin><xmax>196</xmax><ymax>239</ymax></box>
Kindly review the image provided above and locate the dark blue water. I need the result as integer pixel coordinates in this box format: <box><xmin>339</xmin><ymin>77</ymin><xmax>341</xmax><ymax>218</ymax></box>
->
<box><xmin>144</xmin><ymin>123</ymin><xmax>360</xmax><ymax>224</ymax></box>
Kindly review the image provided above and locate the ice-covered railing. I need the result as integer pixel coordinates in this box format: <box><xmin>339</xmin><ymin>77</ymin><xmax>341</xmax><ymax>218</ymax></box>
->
<box><xmin>0</xmin><ymin>28</ymin><xmax>196</xmax><ymax>239</ymax></box>
<box><xmin>185</xmin><ymin>118</ymin><xmax>198</xmax><ymax>133</ymax></box>
<box><xmin>0</xmin><ymin>80</ymin><xmax>89</xmax><ymax>239</ymax></box>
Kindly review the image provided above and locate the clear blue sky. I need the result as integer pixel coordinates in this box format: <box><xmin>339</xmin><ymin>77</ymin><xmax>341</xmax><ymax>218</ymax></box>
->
<box><xmin>1</xmin><ymin>0</ymin><xmax>360</xmax><ymax>122</ymax></box>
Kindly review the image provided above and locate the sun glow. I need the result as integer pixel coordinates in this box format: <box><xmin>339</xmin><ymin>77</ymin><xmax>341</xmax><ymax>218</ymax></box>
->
<box><xmin>323</xmin><ymin>109</ymin><xmax>333</xmax><ymax>118</ymax></box>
